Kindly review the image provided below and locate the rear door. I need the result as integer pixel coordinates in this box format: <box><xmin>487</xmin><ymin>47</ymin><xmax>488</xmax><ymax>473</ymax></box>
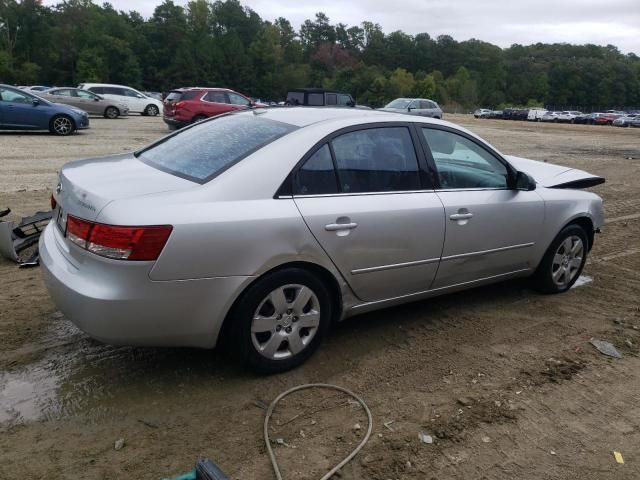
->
<box><xmin>201</xmin><ymin>91</ymin><xmax>230</xmax><ymax>116</ymax></box>
<box><xmin>419</xmin><ymin>126</ymin><xmax>544</xmax><ymax>288</ymax></box>
<box><xmin>74</xmin><ymin>89</ymin><xmax>101</xmax><ymax>115</ymax></box>
<box><xmin>293</xmin><ymin>125</ymin><xmax>445</xmax><ymax>302</ymax></box>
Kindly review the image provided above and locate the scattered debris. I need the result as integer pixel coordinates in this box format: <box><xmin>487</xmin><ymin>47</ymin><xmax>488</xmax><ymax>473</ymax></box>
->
<box><xmin>418</xmin><ymin>432</ymin><xmax>434</xmax><ymax>444</ymax></box>
<box><xmin>137</xmin><ymin>419</ymin><xmax>159</xmax><ymax>429</ymax></box>
<box><xmin>274</xmin><ymin>438</ymin><xmax>291</xmax><ymax>448</ymax></box>
<box><xmin>310</xmin><ymin>419</ymin><xmax>316</xmax><ymax>425</ymax></box>
<box><xmin>0</xmin><ymin>208</ymin><xmax>52</xmax><ymax>266</ymax></box>
<box><xmin>114</xmin><ymin>438</ymin><xmax>125</xmax><ymax>451</ymax></box>
<box><xmin>353</xmin><ymin>423</ymin><xmax>361</xmax><ymax>431</ymax></box>
<box><xmin>383</xmin><ymin>420</ymin><xmax>395</xmax><ymax>431</ymax></box>
<box><xmin>625</xmin><ymin>339</ymin><xmax>633</xmax><ymax>348</ymax></box>
<box><xmin>613</xmin><ymin>451</ymin><xmax>624</xmax><ymax>464</ymax></box>
<box><xmin>252</xmin><ymin>400</ymin><xmax>268</xmax><ymax>410</ymax></box>
<box><xmin>550</xmin><ymin>450</ymin><xmax>556</xmax><ymax>455</ymax></box>
<box><xmin>299</xmin><ymin>430</ymin><xmax>305</xmax><ymax>438</ymax></box>
<box><xmin>481</xmin><ymin>436</ymin><xmax>491</xmax><ymax>443</ymax></box>
<box><xmin>457</xmin><ymin>397</ymin><xmax>473</xmax><ymax>407</ymax></box>
<box><xmin>590</xmin><ymin>338</ymin><xmax>622</xmax><ymax>358</ymax></box>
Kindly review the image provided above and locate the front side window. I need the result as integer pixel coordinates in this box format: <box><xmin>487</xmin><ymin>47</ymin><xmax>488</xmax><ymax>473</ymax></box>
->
<box><xmin>0</xmin><ymin>88</ymin><xmax>30</xmax><ymax>103</ymax></box>
<box><xmin>331</xmin><ymin>127</ymin><xmax>421</xmax><ymax>193</ymax></box>
<box><xmin>228</xmin><ymin>93</ymin><xmax>250</xmax><ymax>106</ymax></box>
<box><xmin>421</xmin><ymin>128</ymin><xmax>509</xmax><ymax>189</ymax></box>
<box><xmin>125</xmin><ymin>89</ymin><xmax>144</xmax><ymax>98</ymax></box>
<box><xmin>137</xmin><ymin>115</ymin><xmax>296</xmax><ymax>183</ymax></box>
<box><xmin>89</xmin><ymin>87</ymin><xmax>104</xmax><ymax>94</ymax></box>
<box><xmin>76</xmin><ymin>89</ymin><xmax>97</xmax><ymax>99</ymax></box>
<box><xmin>294</xmin><ymin>144</ymin><xmax>338</xmax><ymax>195</ymax></box>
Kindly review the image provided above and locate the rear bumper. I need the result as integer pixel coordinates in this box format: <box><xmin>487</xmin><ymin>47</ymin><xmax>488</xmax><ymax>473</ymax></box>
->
<box><xmin>163</xmin><ymin>116</ymin><xmax>187</xmax><ymax>129</ymax></box>
<box><xmin>39</xmin><ymin>223</ymin><xmax>252</xmax><ymax>348</ymax></box>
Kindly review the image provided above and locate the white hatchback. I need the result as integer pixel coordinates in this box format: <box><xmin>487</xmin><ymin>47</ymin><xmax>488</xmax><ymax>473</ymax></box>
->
<box><xmin>78</xmin><ymin>83</ymin><xmax>163</xmax><ymax>116</ymax></box>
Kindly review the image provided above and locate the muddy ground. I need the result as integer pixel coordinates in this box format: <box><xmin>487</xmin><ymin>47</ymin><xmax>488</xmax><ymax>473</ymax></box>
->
<box><xmin>1</xmin><ymin>115</ymin><xmax>639</xmax><ymax>479</ymax></box>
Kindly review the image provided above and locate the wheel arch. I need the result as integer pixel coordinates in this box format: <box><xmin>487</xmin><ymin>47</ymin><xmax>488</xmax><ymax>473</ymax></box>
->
<box><xmin>49</xmin><ymin>113</ymin><xmax>76</xmax><ymax>134</ymax></box>
<box><xmin>217</xmin><ymin>260</ymin><xmax>343</xmax><ymax>347</ymax></box>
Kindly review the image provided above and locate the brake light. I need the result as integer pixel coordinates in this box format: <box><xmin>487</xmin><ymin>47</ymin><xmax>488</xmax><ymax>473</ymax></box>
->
<box><xmin>175</xmin><ymin>101</ymin><xmax>184</xmax><ymax>108</ymax></box>
<box><xmin>51</xmin><ymin>194</ymin><xmax>57</xmax><ymax>210</ymax></box>
<box><xmin>65</xmin><ymin>215</ymin><xmax>172</xmax><ymax>261</ymax></box>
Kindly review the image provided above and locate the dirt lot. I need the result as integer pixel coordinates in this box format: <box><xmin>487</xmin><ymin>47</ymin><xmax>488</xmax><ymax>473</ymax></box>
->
<box><xmin>1</xmin><ymin>115</ymin><xmax>639</xmax><ymax>479</ymax></box>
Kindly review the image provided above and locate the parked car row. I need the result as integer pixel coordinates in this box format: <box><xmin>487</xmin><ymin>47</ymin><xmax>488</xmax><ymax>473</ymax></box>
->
<box><xmin>474</xmin><ymin>107</ymin><xmax>640</xmax><ymax>127</ymax></box>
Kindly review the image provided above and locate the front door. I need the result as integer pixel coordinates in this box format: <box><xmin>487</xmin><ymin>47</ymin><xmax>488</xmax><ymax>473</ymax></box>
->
<box><xmin>293</xmin><ymin>126</ymin><xmax>446</xmax><ymax>302</ymax></box>
<box><xmin>0</xmin><ymin>88</ymin><xmax>46</xmax><ymax>128</ymax></box>
<box><xmin>419</xmin><ymin>126</ymin><xmax>544</xmax><ymax>288</ymax></box>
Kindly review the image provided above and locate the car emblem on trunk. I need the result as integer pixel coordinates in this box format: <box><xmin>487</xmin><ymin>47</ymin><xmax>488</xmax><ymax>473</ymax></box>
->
<box><xmin>56</xmin><ymin>183</ymin><xmax>62</xmax><ymax>194</ymax></box>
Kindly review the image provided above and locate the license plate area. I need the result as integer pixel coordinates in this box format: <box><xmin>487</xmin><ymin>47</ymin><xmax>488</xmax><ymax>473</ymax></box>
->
<box><xmin>56</xmin><ymin>206</ymin><xmax>67</xmax><ymax>234</ymax></box>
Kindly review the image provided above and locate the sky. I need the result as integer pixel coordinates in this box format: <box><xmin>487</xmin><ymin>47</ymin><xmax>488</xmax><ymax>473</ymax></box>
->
<box><xmin>43</xmin><ymin>0</ymin><xmax>640</xmax><ymax>54</ymax></box>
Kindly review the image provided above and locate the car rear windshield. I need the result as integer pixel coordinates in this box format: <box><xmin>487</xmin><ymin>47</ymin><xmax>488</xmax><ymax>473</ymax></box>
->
<box><xmin>165</xmin><ymin>90</ymin><xmax>199</xmax><ymax>102</ymax></box>
<box><xmin>136</xmin><ymin>114</ymin><xmax>296</xmax><ymax>183</ymax></box>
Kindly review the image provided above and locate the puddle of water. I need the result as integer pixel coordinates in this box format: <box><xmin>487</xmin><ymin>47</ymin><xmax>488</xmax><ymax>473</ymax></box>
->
<box><xmin>0</xmin><ymin>368</ymin><xmax>59</xmax><ymax>423</ymax></box>
<box><xmin>571</xmin><ymin>275</ymin><xmax>593</xmax><ymax>289</ymax></box>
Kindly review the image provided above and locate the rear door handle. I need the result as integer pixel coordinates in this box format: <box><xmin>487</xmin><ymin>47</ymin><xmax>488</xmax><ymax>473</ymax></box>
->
<box><xmin>325</xmin><ymin>222</ymin><xmax>358</xmax><ymax>231</ymax></box>
<box><xmin>449</xmin><ymin>213</ymin><xmax>473</xmax><ymax>220</ymax></box>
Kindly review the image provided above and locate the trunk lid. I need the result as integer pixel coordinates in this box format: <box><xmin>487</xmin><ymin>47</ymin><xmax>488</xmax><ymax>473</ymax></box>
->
<box><xmin>56</xmin><ymin>153</ymin><xmax>194</xmax><ymax>222</ymax></box>
<box><xmin>505</xmin><ymin>155</ymin><xmax>605</xmax><ymax>189</ymax></box>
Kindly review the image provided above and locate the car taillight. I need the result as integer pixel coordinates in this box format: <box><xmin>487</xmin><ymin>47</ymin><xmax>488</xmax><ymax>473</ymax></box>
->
<box><xmin>65</xmin><ymin>215</ymin><xmax>172</xmax><ymax>261</ymax></box>
<box><xmin>51</xmin><ymin>194</ymin><xmax>57</xmax><ymax>210</ymax></box>
<box><xmin>174</xmin><ymin>101</ymin><xmax>184</xmax><ymax>108</ymax></box>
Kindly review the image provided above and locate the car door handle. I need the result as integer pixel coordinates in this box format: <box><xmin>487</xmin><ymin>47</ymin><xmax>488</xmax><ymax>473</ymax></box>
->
<box><xmin>325</xmin><ymin>222</ymin><xmax>358</xmax><ymax>231</ymax></box>
<box><xmin>449</xmin><ymin>213</ymin><xmax>473</xmax><ymax>220</ymax></box>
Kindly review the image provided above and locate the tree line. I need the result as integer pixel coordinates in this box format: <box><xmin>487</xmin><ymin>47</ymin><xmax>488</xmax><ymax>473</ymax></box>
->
<box><xmin>1</xmin><ymin>0</ymin><xmax>639</xmax><ymax>109</ymax></box>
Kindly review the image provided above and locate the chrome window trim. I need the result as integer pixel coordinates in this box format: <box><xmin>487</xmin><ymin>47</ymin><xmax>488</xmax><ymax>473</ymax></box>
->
<box><xmin>441</xmin><ymin>242</ymin><xmax>535</xmax><ymax>262</ymax></box>
<box><xmin>351</xmin><ymin>257</ymin><xmax>440</xmax><ymax>275</ymax></box>
<box><xmin>289</xmin><ymin>189</ymin><xmax>437</xmax><ymax>199</ymax></box>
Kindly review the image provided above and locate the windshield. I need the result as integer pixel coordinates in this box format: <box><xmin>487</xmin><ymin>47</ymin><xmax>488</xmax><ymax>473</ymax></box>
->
<box><xmin>385</xmin><ymin>99</ymin><xmax>411</xmax><ymax>109</ymax></box>
<box><xmin>137</xmin><ymin>114</ymin><xmax>296</xmax><ymax>183</ymax></box>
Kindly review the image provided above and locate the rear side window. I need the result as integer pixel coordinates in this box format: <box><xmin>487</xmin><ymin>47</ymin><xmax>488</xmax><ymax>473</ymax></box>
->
<box><xmin>137</xmin><ymin>115</ymin><xmax>296</xmax><ymax>183</ymax></box>
<box><xmin>204</xmin><ymin>91</ymin><xmax>227</xmax><ymax>103</ymax></box>
<box><xmin>165</xmin><ymin>91</ymin><xmax>184</xmax><ymax>102</ymax></box>
<box><xmin>294</xmin><ymin>144</ymin><xmax>338</xmax><ymax>195</ymax></box>
<box><xmin>326</xmin><ymin>94</ymin><xmax>337</xmax><ymax>105</ymax></box>
<box><xmin>89</xmin><ymin>87</ymin><xmax>104</xmax><ymax>94</ymax></box>
<box><xmin>331</xmin><ymin>127</ymin><xmax>421</xmax><ymax>193</ymax></box>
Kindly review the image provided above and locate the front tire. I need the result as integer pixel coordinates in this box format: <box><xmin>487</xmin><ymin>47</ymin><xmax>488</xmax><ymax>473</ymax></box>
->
<box><xmin>104</xmin><ymin>106</ymin><xmax>119</xmax><ymax>119</ymax></box>
<box><xmin>144</xmin><ymin>104</ymin><xmax>159</xmax><ymax>116</ymax></box>
<box><xmin>49</xmin><ymin>115</ymin><xmax>76</xmax><ymax>136</ymax></box>
<box><xmin>531</xmin><ymin>224</ymin><xmax>588</xmax><ymax>294</ymax></box>
<box><xmin>232</xmin><ymin>268</ymin><xmax>333</xmax><ymax>373</ymax></box>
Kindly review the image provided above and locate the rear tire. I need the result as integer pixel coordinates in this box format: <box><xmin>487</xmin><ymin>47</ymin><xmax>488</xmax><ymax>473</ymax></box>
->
<box><xmin>104</xmin><ymin>106</ymin><xmax>119</xmax><ymax>119</ymax></box>
<box><xmin>49</xmin><ymin>115</ymin><xmax>76</xmax><ymax>136</ymax></box>
<box><xmin>232</xmin><ymin>268</ymin><xmax>333</xmax><ymax>374</ymax></box>
<box><xmin>531</xmin><ymin>224</ymin><xmax>588</xmax><ymax>294</ymax></box>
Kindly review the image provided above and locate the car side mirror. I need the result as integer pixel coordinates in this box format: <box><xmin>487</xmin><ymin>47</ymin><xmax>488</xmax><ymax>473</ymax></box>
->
<box><xmin>31</xmin><ymin>98</ymin><xmax>40</xmax><ymax>106</ymax></box>
<box><xmin>347</xmin><ymin>100</ymin><xmax>355</xmax><ymax>107</ymax></box>
<box><xmin>94</xmin><ymin>97</ymin><xmax>100</xmax><ymax>101</ymax></box>
<box><xmin>407</xmin><ymin>107</ymin><xmax>413</xmax><ymax>111</ymax></box>
<box><xmin>515</xmin><ymin>171</ymin><xmax>536</xmax><ymax>191</ymax></box>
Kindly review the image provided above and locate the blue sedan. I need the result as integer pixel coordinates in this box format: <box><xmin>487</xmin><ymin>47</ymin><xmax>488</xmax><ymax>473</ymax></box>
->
<box><xmin>0</xmin><ymin>84</ymin><xmax>89</xmax><ymax>135</ymax></box>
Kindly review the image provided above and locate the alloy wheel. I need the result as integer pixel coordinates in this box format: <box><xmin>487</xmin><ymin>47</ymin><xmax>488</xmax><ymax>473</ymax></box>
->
<box><xmin>551</xmin><ymin>235</ymin><xmax>584</xmax><ymax>288</ymax></box>
<box><xmin>53</xmin><ymin>116</ymin><xmax>73</xmax><ymax>135</ymax></box>
<box><xmin>251</xmin><ymin>284</ymin><xmax>321</xmax><ymax>360</ymax></box>
<box><xmin>146</xmin><ymin>105</ymin><xmax>159</xmax><ymax>116</ymax></box>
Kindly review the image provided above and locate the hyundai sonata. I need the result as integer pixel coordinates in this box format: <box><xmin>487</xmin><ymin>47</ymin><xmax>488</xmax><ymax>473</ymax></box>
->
<box><xmin>41</xmin><ymin>108</ymin><xmax>604</xmax><ymax>372</ymax></box>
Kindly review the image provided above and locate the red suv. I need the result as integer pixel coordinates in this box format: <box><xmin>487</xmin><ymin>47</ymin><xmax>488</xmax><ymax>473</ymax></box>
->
<box><xmin>163</xmin><ymin>87</ymin><xmax>257</xmax><ymax>129</ymax></box>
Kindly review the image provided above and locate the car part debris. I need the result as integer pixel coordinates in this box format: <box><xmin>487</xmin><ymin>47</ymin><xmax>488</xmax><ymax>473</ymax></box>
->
<box><xmin>613</xmin><ymin>451</ymin><xmax>624</xmax><ymax>464</ymax></box>
<box><xmin>0</xmin><ymin>208</ymin><xmax>52</xmax><ymax>266</ymax></box>
<box><xmin>590</xmin><ymin>338</ymin><xmax>622</xmax><ymax>358</ymax></box>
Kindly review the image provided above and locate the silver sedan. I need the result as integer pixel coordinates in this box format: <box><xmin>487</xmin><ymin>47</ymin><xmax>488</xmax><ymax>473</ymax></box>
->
<box><xmin>41</xmin><ymin>108</ymin><xmax>604</xmax><ymax>373</ymax></box>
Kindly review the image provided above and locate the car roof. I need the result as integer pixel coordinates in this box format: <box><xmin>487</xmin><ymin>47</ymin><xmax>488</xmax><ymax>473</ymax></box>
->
<box><xmin>234</xmin><ymin>106</ymin><xmax>459</xmax><ymax>130</ymax></box>
<box><xmin>288</xmin><ymin>88</ymin><xmax>347</xmax><ymax>94</ymax></box>
<box><xmin>81</xmin><ymin>83</ymin><xmax>137</xmax><ymax>88</ymax></box>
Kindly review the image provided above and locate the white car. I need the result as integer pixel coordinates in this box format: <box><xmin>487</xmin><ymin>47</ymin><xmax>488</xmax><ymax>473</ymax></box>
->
<box><xmin>474</xmin><ymin>108</ymin><xmax>493</xmax><ymax>118</ymax></box>
<box><xmin>77</xmin><ymin>83</ymin><xmax>163</xmax><ymax>116</ymax></box>
<box><xmin>527</xmin><ymin>108</ymin><xmax>548</xmax><ymax>121</ymax></box>
<box><xmin>555</xmin><ymin>111</ymin><xmax>583</xmax><ymax>123</ymax></box>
